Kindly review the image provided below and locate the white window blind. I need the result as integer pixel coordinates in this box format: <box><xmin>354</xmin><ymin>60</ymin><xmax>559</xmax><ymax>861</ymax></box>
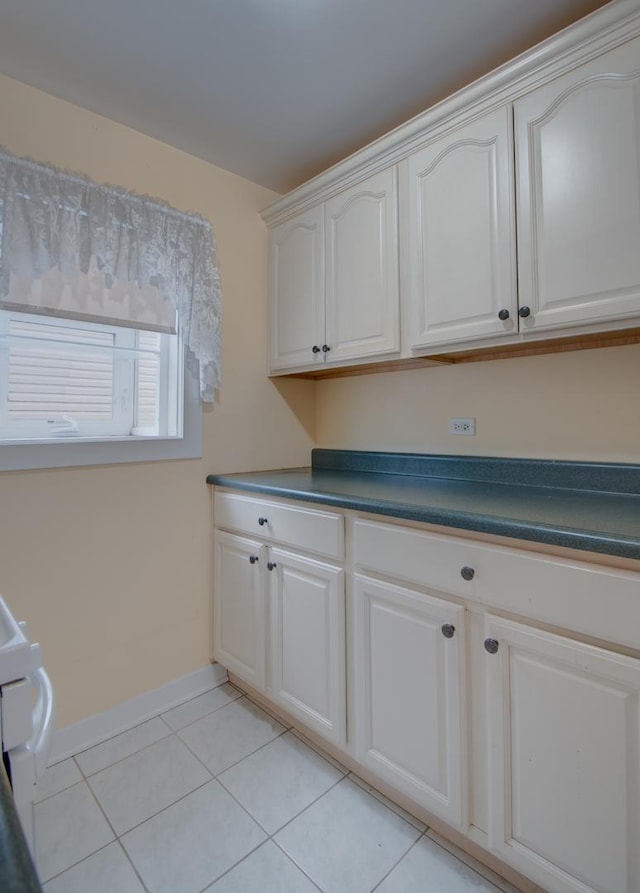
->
<box><xmin>7</xmin><ymin>318</ymin><xmax>116</xmax><ymax>420</ymax></box>
<box><xmin>134</xmin><ymin>330</ymin><xmax>162</xmax><ymax>434</ymax></box>
<box><xmin>0</xmin><ymin>310</ymin><xmax>177</xmax><ymax>441</ymax></box>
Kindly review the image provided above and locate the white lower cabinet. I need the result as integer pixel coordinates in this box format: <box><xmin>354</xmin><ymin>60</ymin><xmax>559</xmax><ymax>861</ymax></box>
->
<box><xmin>214</xmin><ymin>493</ymin><xmax>640</xmax><ymax>893</ymax></box>
<box><xmin>352</xmin><ymin>574</ymin><xmax>466</xmax><ymax>828</ymax></box>
<box><xmin>269</xmin><ymin>548</ymin><xmax>345</xmax><ymax>745</ymax></box>
<box><xmin>485</xmin><ymin>615</ymin><xmax>640</xmax><ymax>893</ymax></box>
<box><xmin>212</xmin><ymin>495</ymin><xmax>346</xmax><ymax>748</ymax></box>
<box><xmin>213</xmin><ymin>531</ymin><xmax>267</xmax><ymax>691</ymax></box>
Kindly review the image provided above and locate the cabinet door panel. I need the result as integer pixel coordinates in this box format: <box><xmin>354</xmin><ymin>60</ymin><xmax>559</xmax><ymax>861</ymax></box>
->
<box><xmin>325</xmin><ymin>169</ymin><xmax>399</xmax><ymax>361</ymax></box>
<box><xmin>352</xmin><ymin>574</ymin><xmax>466</xmax><ymax>827</ymax></box>
<box><xmin>269</xmin><ymin>549</ymin><xmax>345</xmax><ymax>745</ymax></box>
<box><xmin>213</xmin><ymin>531</ymin><xmax>266</xmax><ymax>690</ymax></box>
<box><xmin>486</xmin><ymin>615</ymin><xmax>640</xmax><ymax>893</ymax></box>
<box><xmin>516</xmin><ymin>37</ymin><xmax>640</xmax><ymax>332</ymax></box>
<box><xmin>407</xmin><ymin>106</ymin><xmax>516</xmax><ymax>349</ymax></box>
<box><xmin>269</xmin><ymin>206</ymin><xmax>325</xmax><ymax>371</ymax></box>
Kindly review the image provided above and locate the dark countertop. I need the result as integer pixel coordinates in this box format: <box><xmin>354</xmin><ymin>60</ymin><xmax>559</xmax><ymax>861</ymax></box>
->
<box><xmin>207</xmin><ymin>450</ymin><xmax>640</xmax><ymax>561</ymax></box>
<box><xmin>0</xmin><ymin>763</ymin><xmax>41</xmax><ymax>892</ymax></box>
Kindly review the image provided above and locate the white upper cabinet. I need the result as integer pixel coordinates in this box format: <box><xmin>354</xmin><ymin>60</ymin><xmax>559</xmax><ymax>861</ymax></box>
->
<box><xmin>406</xmin><ymin>106</ymin><xmax>517</xmax><ymax>350</ymax></box>
<box><xmin>515</xmin><ymin>36</ymin><xmax>640</xmax><ymax>334</ymax></box>
<box><xmin>325</xmin><ymin>168</ymin><xmax>399</xmax><ymax>362</ymax></box>
<box><xmin>264</xmin><ymin>6</ymin><xmax>640</xmax><ymax>367</ymax></box>
<box><xmin>268</xmin><ymin>205</ymin><xmax>325</xmax><ymax>371</ymax></box>
<box><xmin>267</xmin><ymin>168</ymin><xmax>399</xmax><ymax>374</ymax></box>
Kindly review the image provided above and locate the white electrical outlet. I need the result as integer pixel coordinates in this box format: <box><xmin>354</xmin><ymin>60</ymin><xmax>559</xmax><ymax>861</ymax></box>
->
<box><xmin>449</xmin><ymin>417</ymin><xmax>476</xmax><ymax>436</ymax></box>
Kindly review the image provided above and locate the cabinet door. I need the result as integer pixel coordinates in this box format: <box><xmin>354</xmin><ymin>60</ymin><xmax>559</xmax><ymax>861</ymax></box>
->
<box><xmin>325</xmin><ymin>168</ymin><xmax>400</xmax><ymax>362</ymax></box>
<box><xmin>406</xmin><ymin>106</ymin><xmax>517</xmax><ymax>349</ymax></box>
<box><xmin>269</xmin><ymin>548</ymin><xmax>345</xmax><ymax>745</ymax></box>
<box><xmin>515</xmin><ymin>37</ymin><xmax>640</xmax><ymax>333</ymax></box>
<box><xmin>485</xmin><ymin>615</ymin><xmax>640</xmax><ymax>893</ymax></box>
<box><xmin>213</xmin><ymin>531</ymin><xmax>266</xmax><ymax>691</ymax></box>
<box><xmin>352</xmin><ymin>574</ymin><xmax>466</xmax><ymax>827</ymax></box>
<box><xmin>268</xmin><ymin>206</ymin><xmax>325</xmax><ymax>371</ymax></box>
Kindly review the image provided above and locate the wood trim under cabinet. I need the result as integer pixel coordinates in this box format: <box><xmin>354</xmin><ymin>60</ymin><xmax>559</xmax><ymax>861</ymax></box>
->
<box><xmin>279</xmin><ymin>327</ymin><xmax>640</xmax><ymax>380</ymax></box>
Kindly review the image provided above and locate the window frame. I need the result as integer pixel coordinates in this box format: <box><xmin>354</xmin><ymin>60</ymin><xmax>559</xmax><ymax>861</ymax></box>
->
<box><xmin>0</xmin><ymin>312</ymin><xmax>202</xmax><ymax>472</ymax></box>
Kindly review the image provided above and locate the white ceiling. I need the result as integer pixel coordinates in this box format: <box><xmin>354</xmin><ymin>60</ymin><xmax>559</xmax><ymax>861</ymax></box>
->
<box><xmin>0</xmin><ymin>0</ymin><xmax>611</xmax><ymax>193</ymax></box>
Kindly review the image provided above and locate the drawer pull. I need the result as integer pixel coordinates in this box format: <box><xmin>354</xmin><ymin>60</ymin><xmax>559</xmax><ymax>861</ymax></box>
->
<box><xmin>312</xmin><ymin>345</ymin><xmax>321</xmax><ymax>354</ymax></box>
<box><xmin>258</xmin><ymin>517</ymin><xmax>268</xmax><ymax>526</ymax></box>
<box><xmin>498</xmin><ymin>308</ymin><xmax>510</xmax><ymax>321</ymax></box>
<box><xmin>249</xmin><ymin>555</ymin><xmax>259</xmax><ymax>565</ymax></box>
<box><xmin>267</xmin><ymin>561</ymin><xmax>277</xmax><ymax>571</ymax></box>
<box><xmin>484</xmin><ymin>638</ymin><xmax>499</xmax><ymax>655</ymax></box>
<box><xmin>460</xmin><ymin>566</ymin><xmax>475</xmax><ymax>581</ymax></box>
<box><xmin>441</xmin><ymin>624</ymin><xmax>455</xmax><ymax>639</ymax></box>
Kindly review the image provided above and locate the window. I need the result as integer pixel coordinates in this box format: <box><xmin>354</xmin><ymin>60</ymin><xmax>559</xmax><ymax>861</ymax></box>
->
<box><xmin>0</xmin><ymin>146</ymin><xmax>222</xmax><ymax>471</ymax></box>
<box><xmin>0</xmin><ymin>310</ymin><xmax>181</xmax><ymax>443</ymax></box>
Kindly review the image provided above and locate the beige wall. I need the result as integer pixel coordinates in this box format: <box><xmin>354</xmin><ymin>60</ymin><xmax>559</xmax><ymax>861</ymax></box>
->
<box><xmin>0</xmin><ymin>74</ymin><xmax>315</xmax><ymax>727</ymax></box>
<box><xmin>2</xmin><ymin>72</ymin><xmax>638</xmax><ymax>731</ymax></box>
<box><xmin>316</xmin><ymin>343</ymin><xmax>640</xmax><ymax>463</ymax></box>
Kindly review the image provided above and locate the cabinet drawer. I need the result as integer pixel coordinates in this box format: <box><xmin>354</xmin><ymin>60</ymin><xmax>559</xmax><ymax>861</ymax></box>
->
<box><xmin>354</xmin><ymin>519</ymin><xmax>640</xmax><ymax>651</ymax></box>
<box><xmin>354</xmin><ymin>519</ymin><xmax>474</xmax><ymax>598</ymax></box>
<box><xmin>215</xmin><ymin>491</ymin><xmax>344</xmax><ymax>561</ymax></box>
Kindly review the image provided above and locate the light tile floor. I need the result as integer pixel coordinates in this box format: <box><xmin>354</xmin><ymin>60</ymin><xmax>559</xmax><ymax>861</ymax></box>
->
<box><xmin>34</xmin><ymin>682</ymin><xmax>521</xmax><ymax>893</ymax></box>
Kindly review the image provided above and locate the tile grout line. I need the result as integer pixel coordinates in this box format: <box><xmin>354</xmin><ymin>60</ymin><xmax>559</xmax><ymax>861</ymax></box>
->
<box><xmin>65</xmin><ymin>682</ymin><xmax>241</xmax><ymax>769</ymax></box>
<box><xmin>217</xmin><ymin>762</ymin><xmax>347</xmax><ymax>840</ymax></box>
<box><xmin>73</xmin><ymin>689</ymin><xmax>238</xmax><ymax>772</ymax></box>
<box><xmin>45</xmin><ymin>691</ymin><xmax>508</xmax><ymax>893</ymax></box>
<box><xmin>191</xmin><ymin>840</ymin><xmax>279</xmax><ymax>893</ymax></box>
<box><xmin>369</xmin><ymin>834</ymin><xmax>427</xmax><ymax>892</ymax></box>
<box><xmin>161</xmin><ymin>685</ymin><xmax>245</xmax><ymax>734</ymax></box>
<box><xmin>71</xmin><ymin>714</ymin><xmax>174</xmax><ymax>764</ymax></box>
<box><xmin>114</xmin><ymin>837</ymin><xmax>153</xmax><ymax>893</ymax></box>
<box><xmin>38</xmin><ymin>839</ymin><xmax>114</xmax><ymax>888</ymax></box>
<box><xmin>269</xmin><ymin>836</ymin><xmax>327</xmax><ymax>893</ymax></box>
<box><xmin>424</xmin><ymin>831</ymin><xmax>510</xmax><ymax>893</ymax></box>
<box><xmin>72</xmin><ymin>728</ymin><xmax>172</xmax><ymax>781</ymax></box>
<box><xmin>346</xmin><ymin>772</ymin><xmax>427</xmax><ymax>833</ymax></box>
<box><xmin>37</xmin><ymin>690</ymin><xmax>282</xmax><ymax>890</ymax></box>
<box><xmin>175</xmin><ymin>699</ymin><xmax>290</xmax><ymax>778</ymax></box>
<box><xmin>108</xmin><ymin>774</ymin><xmax>216</xmax><ymax>839</ymax></box>
<box><xmin>288</xmin><ymin>727</ymin><xmax>351</xmax><ymax>775</ymax></box>
<box><xmin>74</xmin><ymin>732</ymin><xmax>219</xmax><ymax>844</ymax></box>
<box><xmin>51</xmin><ymin>698</ymin><xmax>290</xmax><ymax>885</ymax></box>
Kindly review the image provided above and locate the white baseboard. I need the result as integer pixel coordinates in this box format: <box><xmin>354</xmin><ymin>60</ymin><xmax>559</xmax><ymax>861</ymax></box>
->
<box><xmin>49</xmin><ymin>662</ymin><xmax>228</xmax><ymax>764</ymax></box>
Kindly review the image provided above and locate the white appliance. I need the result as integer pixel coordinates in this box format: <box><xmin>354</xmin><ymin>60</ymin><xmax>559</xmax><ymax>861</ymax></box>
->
<box><xmin>0</xmin><ymin>595</ymin><xmax>55</xmax><ymax>857</ymax></box>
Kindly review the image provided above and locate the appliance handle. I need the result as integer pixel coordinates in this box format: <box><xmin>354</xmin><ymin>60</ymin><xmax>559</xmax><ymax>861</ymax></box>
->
<box><xmin>27</xmin><ymin>666</ymin><xmax>55</xmax><ymax>779</ymax></box>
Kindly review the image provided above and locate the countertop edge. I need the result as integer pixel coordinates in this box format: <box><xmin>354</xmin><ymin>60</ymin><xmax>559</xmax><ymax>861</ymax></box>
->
<box><xmin>206</xmin><ymin>473</ymin><xmax>640</xmax><ymax>562</ymax></box>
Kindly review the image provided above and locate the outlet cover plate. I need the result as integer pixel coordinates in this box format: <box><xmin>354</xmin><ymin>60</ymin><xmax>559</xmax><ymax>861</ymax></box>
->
<box><xmin>449</xmin><ymin>417</ymin><xmax>476</xmax><ymax>436</ymax></box>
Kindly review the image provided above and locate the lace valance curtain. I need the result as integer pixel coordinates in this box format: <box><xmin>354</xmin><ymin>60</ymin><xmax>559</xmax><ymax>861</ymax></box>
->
<box><xmin>0</xmin><ymin>147</ymin><xmax>221</xmax><ymax>402</ymax></box>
